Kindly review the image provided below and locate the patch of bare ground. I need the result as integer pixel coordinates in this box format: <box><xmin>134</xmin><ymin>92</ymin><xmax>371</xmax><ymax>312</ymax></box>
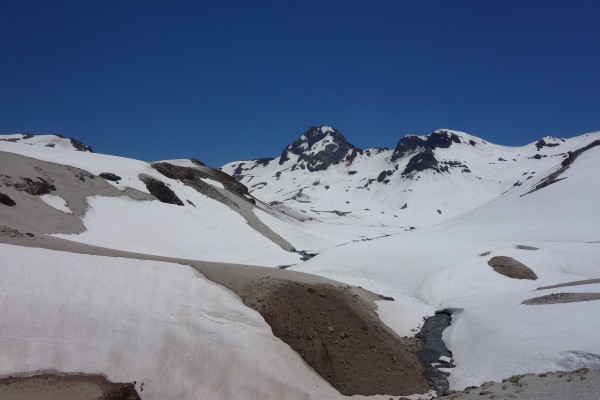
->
<box><xmin>0</xmin><ymin>373</ymin><xmax>140</xmax><ymax>400</ymax></box>
<box><xmin>488</xmin><ymin>256</ymin><xmax>538</xmax><ymax>280</ymax></box>
<box><xmin>522</xmin><ymin>292</ymin><xmax>600</xmax><ymax>305</ymax></box>
<box><xmin>441</xmin><ymin>368</ymin><xmax>600</xmax><ymax>399</ymax></box>
<box><xmin>537</xmin><ymin>278</ymin><xmax>600</xmax><ymax>290</ymax></box>
<box><xmin>516</xmin><ymin>245</ymin><xmax>539</xmax><ymax>250</ymax></box>
<box><xmin>239</xmin><ymin>278</ymin><xmax>430</xmax><ymax>396</ymax></box>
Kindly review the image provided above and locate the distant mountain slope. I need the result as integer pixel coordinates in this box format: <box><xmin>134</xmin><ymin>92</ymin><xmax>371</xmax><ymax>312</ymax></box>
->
<box><xmin>290</xmin><ymin>135</ymin><xmax>600</xmax><ymax>390</ymax></box>
<box><xmin>0</xmin><ymin>133</ymin><xmax>94</xmax><ymax>152</ymax></box>
<box><xmin>222</xmin><ymin>126</ymin><xmax>600</xmax><ymax>227</ymax></box>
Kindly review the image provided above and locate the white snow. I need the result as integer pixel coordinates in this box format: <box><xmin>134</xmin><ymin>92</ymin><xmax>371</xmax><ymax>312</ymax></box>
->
<box><xmin>0</xmin><ymin>244</ymin><xmax>332</xmax><ymax>399</ymax></box>
<box><xmin>2</xmin><ymin>128</ymin><xmax>600</xmax><ymax>396</ymax></box>
<box><xmin>200</xmin><ymin>177</ymin><xmax>224</xmax><ymax>189</ymax></box>
<box><xmin>40</xmin><ymin>194</ymin><xmax>72</xmax><ymax>213</ymax></box>
<box><xmin>289</xmin><ymin>144</ymin><xmax>600</xmax><ymax>389</ymax></box>
<box><xmin>53</xmin><ymin>195</ymin><xmax>299</xmax><ymax>267</ymax></box>
<box><xmin>0</xmin><ymin>243</ymin><xmax>434</xmax><ymax>400</ymax></box>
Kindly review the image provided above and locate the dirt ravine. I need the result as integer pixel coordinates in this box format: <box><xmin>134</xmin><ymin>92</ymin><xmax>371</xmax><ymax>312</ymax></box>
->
<box><xmin>240</xmin><ymin>278</ymin><xmax>430</xmax><ymax>396</ymax></box>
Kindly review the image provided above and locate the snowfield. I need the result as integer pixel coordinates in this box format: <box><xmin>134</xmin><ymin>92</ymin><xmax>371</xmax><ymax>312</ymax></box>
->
<box><xmin>288</xmin><ymin>144</ymin><xmax>600</xmax><ymax>389</ymax></box>
<box><xmin>0</xmin><ymin>244</ymin><xmax>340</xmax><ymax>399</ymax></box>
<box><xmin>0</xmin><ymin>129</ymin><xmax>599</xmax><ymax>397</ymax></box>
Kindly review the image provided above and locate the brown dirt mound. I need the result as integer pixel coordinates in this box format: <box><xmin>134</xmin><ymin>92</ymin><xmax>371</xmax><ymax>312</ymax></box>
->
<box><xmin>240</xmin><ymin>278</ymin><xmax>430</xmax><ymax>396</ymax></box>
<box><xmin>488</xmin><ymin>256</ymin><xmax>538</xmax><ymax>280</ymax></box>
<box><xmin>0</xmin><ymin>373</ymin><xmax>140</xmax><ymax>400</ymax></box>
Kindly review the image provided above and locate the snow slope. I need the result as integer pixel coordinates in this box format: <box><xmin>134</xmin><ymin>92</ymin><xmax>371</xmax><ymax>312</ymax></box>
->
<box><xmin>1</xmin><ymin>128</ymin><xmax>599</xmax><ymax>397</ymax></box>
<box><xmin>0</xmin><ymin>133</ymin><xmax>94</xmax><ymax>152</ymax></box>
<box><xmin>0</xmin><ymin>243</ymin><xmax>360</xmax><ymax>400</ymax></box>
<box><xmin>0</xmin><ymin>139</ymin><xmax>300</xmax><ymax>266</ymax></box>
<box><xmin>223</xmin><ymin>126</ymin><xmax>600</xmax><ymax>229</ymax></box>
<box><xmin>290</xmin><ymin>141</ymin><xmax>600</xmax><ymax>389</ymax></box>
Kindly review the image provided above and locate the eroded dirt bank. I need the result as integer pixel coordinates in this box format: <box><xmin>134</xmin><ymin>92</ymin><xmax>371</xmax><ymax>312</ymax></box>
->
<box><xmin>239</xmin><ymin>278</ymin><xmax>430</xmax><ymax>396</ymax></box>
<box><xmin>0</xmin><ymin>373</ymin><xmax>140</xmax><ymax>400</ymax></box>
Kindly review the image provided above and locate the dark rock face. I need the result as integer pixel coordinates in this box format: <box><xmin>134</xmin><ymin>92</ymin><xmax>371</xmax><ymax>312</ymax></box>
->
<box><xmin>0</xmin><ymin>192</ymin><xmax>16</xmax><ymax>206</ymax></box>
<box><xmin>101</xmin><ymin>383</ymin><xmax>142</xmax><ymax>400</ymax></box>
<box><xmin>53</xmin><ymin>134</ymin><xmax>94</xmax><ymax>152</ymax></box>
<box><xmin>11</xmin><ymin>177</ymin><xmax>57</xmax><ymax>195</ymax></box>
<box><xmin>402</xmin><ymin>149</ymin><xmax>441</xmax><ymax>176</ymax></box>
<box><xmin>376</xmin><ymin>170</ymin><xmax>393</xmax><ymax>182</ymax></box>
<box><xmin>392</xmin><ymin>130</ymin><xmax>461</xmax><ymax>162</ymax></box>
<box><xmin>152</xmin><ymin>162</ymin><xmax>254</xmax><ymax>205</ymax></box>
<box><xmin>279</xmin><ymin>126</ymin><xmax>360</xmax><ymax>172</ymax></box>
<box><xmin>99</xmin><ymin>172</ymin><xmax>122</xmax><ymax>181</ymax></box>
<box><xmin>535</xmin><ymin>138</ymin><xmax>560</xmax><ymax>151</ymax></box>
<box><xmin>139</xmin><ymin>175</ymin><xmax>184</xmax><ymax>206</ymax></box>
<box><xmin>391</xmin><ymin>136</ymin><xmax>426</xmax><ymax>161</ymax></box>
<box><xmin>255</xmin><ymin>157</ymin><xmax>274</xmax><ymax>167</ymax></box>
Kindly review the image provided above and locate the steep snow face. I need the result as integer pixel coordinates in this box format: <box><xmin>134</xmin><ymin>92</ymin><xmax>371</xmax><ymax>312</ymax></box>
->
<box><xmin>0</xmin><ymin>133</ymin><xmax>93</xmax><ymax>152</ymax></box>
<box><xmin>222</xmin><ymin>128</ymin><xmax>600</xmax><ymax>228</ymax></box>
<box><xmin>290</xmin><ymin>140</ymin><xmax>600</xmax><ymax>389</ymax></box>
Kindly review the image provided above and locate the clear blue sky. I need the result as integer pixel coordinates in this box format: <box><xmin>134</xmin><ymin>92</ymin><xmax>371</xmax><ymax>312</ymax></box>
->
<box><xmin>1</xmin><ymin>1</ymin><xmax>599</xmax><ymax>167</ymax></box>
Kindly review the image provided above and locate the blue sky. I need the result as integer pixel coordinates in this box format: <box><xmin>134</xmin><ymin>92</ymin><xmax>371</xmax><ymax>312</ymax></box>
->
<box><xmin>1</xmin><ymin>1</ymin><xmax>599</xmax><ymax>166</ymax></box>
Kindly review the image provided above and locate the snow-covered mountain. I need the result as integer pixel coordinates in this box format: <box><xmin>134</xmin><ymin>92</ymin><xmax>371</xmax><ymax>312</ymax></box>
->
<box><xmin>1</xmin><ymin>128</ymin><xmax>599</xmax><ymax>399</ymax></box>
<box><xmin>222</xmin><ymin>125</ymin><xmax>598</xmax><ymax>227</ymax></box>
<box><xmin>0</xmin><ymin>133</ymin><xmax>94</xmax><ymax>152</ymax></box>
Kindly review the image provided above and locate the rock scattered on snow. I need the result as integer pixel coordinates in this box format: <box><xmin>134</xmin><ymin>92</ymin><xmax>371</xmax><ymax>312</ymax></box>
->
<box><xmin>488</xmin><ymin>256</ymin><xmax>538</xmax><ymax>280</ymax></box>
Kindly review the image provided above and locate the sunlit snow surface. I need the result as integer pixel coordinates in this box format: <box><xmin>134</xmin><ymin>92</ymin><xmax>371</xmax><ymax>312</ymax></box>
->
<box><xmin>289</xmin><ymin>146</ymin><xmax>600</xmax><ymax>389</ymax></box>
<box><xmin>40</xmin><ymin>194</ymin><xmax>73</xmax><ymax>213</ymax></box>
<box><xmin>0</xmin><ymin>244</ymin><xmax>342</xmax><ymax>400</ymax></box>
<box><xmin>1</xmin><ymin>131</ymin><xmax>599</xmax><ymax>395</ymax></box>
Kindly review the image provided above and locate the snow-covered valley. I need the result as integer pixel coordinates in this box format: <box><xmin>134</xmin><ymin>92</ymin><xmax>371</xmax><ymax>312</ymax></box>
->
<box><xmin>0</xmin><ymin>127</ymin><xmax>599</xmax><ymax>399</ymax></box>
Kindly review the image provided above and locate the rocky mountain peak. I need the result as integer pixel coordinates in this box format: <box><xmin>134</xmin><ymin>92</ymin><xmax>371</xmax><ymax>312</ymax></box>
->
<box><xmin>279</xmin><ymin>126</ymin><xmax>361</xmax><ymax>172</ymax></box>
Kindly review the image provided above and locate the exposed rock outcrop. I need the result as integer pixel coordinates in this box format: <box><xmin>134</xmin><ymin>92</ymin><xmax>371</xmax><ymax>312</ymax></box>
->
<box><xmin>0</xmin><ymin>192</ymin><xmax>16</xmax><ymax>206</ymax></box>
<box><xmin>392</xmin><ymin>130</ymin><xmax>461</xmax><ymax>162</ymax></box>
<box><xmin>139</xmin><ymin>174</ymin><xmax>184</xmax><ymax>206</ymax></box>
<box><xmin>488</xmin><ymin>256</ymin><xmax>538</xmax><ymax>280</ymax></box>
<box><xmin>99</xmin><ymin>172</ymin><xmax>122</xmax><ymax>182</ymax></box>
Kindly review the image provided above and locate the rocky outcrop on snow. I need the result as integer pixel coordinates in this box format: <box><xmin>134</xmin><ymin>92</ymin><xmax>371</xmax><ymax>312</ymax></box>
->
<box><xmin>488</xmin><ymin>256</ymin><xmax>538</xmax><ymax>280</ymax></box>
<box><xmin>139</xmin><ymin>174</ymin><xmax>184</xmax><ymax>206</ymax></box>
<box><xmin>391</xmin><ymin>130</ymin><xmax>461</xmax><ymax>161</ymax></box>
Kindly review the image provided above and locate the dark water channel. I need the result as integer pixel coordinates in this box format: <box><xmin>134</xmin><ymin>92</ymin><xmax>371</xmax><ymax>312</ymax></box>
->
<box><xmin>416</xmin><ymin>308</ymin><xmax>460</xmax><ymax>394</ymax></box>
